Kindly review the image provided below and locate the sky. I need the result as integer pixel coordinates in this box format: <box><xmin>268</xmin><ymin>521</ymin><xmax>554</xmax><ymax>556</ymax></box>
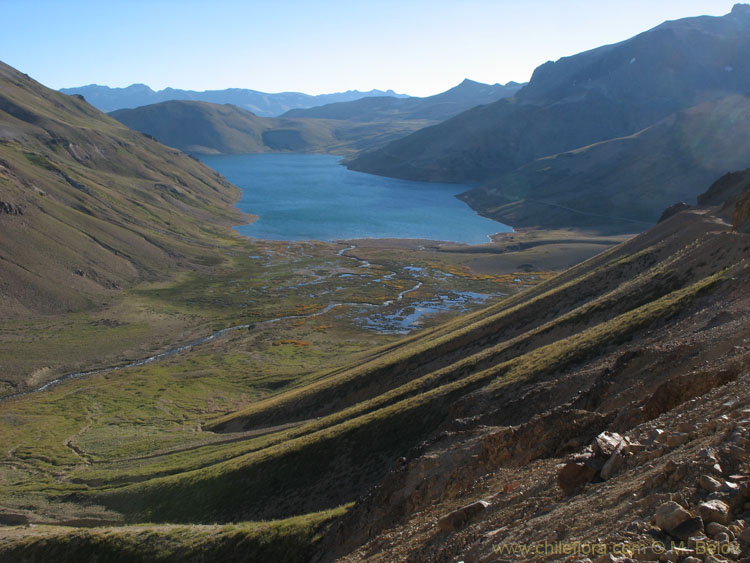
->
<box><xmin>0</xmin><ymin>0</ymin><xmax>737</xmax><ymax>97</ymax></box>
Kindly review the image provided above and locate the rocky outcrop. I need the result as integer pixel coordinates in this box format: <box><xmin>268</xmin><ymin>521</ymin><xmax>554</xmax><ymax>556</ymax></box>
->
<box><xmin>0</xmin><ymin>201</ymin><xmax>23</xmax><ymax>215</ymax></box>
<box><xmin>658</xmin><ymin>202</ymin><xmax>692</xmax><ymax>223</ymax></box>
<box><xmin>556</xmin><ymin>431</ymin><xmax>633</xmax><ymax>494</ymax></box>
<box><xmin>732</xmin><ymin>188</ymin><xmax>750</xmax><ymax>232</ymax></box>
<box><xmin>481</xmin><ymin>409</ymin><xmax>614</xmax><ymax>468</ymax></box>
<box><xmin>437</xmin><ymin>500</ymin><xmax>490</xmax><ymax>532</ymax></box>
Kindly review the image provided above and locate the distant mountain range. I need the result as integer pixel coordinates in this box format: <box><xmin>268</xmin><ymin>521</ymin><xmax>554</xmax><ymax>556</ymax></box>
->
<box><xmin>107</xmin><ymin>79</ymin><xmax>520</xmax><ymax>155</ymax></box>
<box><xmin>59</xmin><ymin>84</ymin><xmax>409</xmax><ymax>116</ymax></box>
<box><xmin>348</xmin><ymin>3</ymin><xmax>750</xmax><ymax>231</ymax></box>
<box><xmin>281</xmin><ymin>79</ymin><xmax>523</xmax><ymax>122</ymax></box>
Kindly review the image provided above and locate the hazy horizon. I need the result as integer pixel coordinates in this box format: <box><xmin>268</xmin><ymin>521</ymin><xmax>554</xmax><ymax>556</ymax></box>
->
<box><xmin>1</xmin><ymin>0</ymin><xmax>738</xmax><ymax>97</ymax></box>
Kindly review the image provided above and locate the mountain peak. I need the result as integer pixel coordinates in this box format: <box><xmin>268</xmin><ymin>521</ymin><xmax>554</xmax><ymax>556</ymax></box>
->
<box><xmin>732</xmin><ymin>3</ymin><xmax>750</xmax><ymax>16</ymax></box>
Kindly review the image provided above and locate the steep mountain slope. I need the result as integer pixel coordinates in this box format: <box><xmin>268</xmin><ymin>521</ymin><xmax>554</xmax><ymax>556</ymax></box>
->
<box><xmin>348</xmin><ymin>4</ymin><xmax>750</xmax><ymax>186</ymax></box>
<box><xmin>59</xmin><ymin>84</ymin><xmax>407</xmax><ymax>116</ymax></box>
<box><xmin>51</xmin><ymin>176</ymin><xmax>750</xmax><ymax>521</ymax></box>
<box><xmin>458</xmin><ymin>94</ymin><xmax>750</xmax><ymax>230</ymax></box>
<box><xmin>312</xmin><ymin>179</ymin><xmax>750</xmax><ymax>562</ymax></box>
<box><xmin>109</xmin><ymin>100</ymin><xmax>432</xmax><ymax>155</ymax></box>
<box><xmin>281</xmin><ymin>79</ymin><xmax>523</xmax><ymax>122</ymax></box>
<box><xmin>0</xmin><ymin>61</ymin><xmax>248</xmax><ymax>317</ymax></box>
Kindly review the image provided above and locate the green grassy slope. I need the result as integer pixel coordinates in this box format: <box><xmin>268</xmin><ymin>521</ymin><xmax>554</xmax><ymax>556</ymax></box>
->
<box><xmin>0</xmin><ymin>61</ymin><xmax>250</xmax><ymax>317</ymax></box>
<box><xmin>0</xmin><ymin>508</ymin><xmax>346</xmax><ymax>563</ymax></box>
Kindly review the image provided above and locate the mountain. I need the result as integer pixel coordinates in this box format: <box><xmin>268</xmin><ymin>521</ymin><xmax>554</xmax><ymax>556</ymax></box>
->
<box><xmin>458</xmin><ymin>94</ymin><xmax>750</xmax><ymax>231</ymax></box>
<box><xmin>0</xmin><ymin>61</ymin><xmax>248</xmax><ymax>316</ymax></box>
<box><xmin>108</xmin><ymin>80</ymin><xmax>525</xmax><ymax>157</ymax></box>
<box><xmin>348</xmin><ymin>5</ymin><xmax>750</xmax><ymax>189</ymax></box>
<box><xmin>281</xmin><ymin>79</ymin><xmax>524</xmax><ymax>122</ymax></box>
<box><xmin>109</xmin><ymin>100</ymin><xmax>433</xmax><ymax>155</ymax></box>
<box><xmin>2</xmin><ymin>168</ymin><xmax>747</xmax><ymax>561</ymax></box>
<box><xmin>59</xmin><ymin>84</ymin><xmax>409</xmax><ymax>116</ymax></box>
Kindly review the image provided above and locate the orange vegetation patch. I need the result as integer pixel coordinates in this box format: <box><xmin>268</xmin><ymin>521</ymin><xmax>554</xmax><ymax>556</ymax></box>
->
<box><xmin>272</xmin><ymin>339</ymin><xmax>313</xmax><ymax>347</ymax></box>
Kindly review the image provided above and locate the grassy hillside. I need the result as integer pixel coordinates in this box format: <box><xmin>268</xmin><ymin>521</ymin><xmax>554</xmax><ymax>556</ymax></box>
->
<box><xmin>0</xmin><ymin>61</ymin><xmax>249</xmax><ymax>318</ymax></box>
<box><xmin>458</xmin><ymin>94</ymin><xmax>750</xmax><ymax>230</ymax></box>
<box><xmin>110</xmin><ymin>100</ymin><xmax>432</xmax><ymax>155</ymax></box>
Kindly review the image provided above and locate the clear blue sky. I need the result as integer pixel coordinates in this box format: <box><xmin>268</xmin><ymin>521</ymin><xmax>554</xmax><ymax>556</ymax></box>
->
<box><xmin>0</xmin><ymin>0</ymin><xmax>737</xmax><ymax>96</ymax></box>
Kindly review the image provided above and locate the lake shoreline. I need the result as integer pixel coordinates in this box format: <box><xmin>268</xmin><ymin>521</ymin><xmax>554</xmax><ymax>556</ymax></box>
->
<box><xmin>201</xmin><ymin>153</ymin><xmax>511</xmax><ymax>244</ymax></box>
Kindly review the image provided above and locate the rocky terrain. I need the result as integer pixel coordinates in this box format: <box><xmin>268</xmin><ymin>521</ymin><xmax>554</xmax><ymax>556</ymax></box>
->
<box><xmin>307</xmin><ymin>178</ymin><xmax>750</xmax><ymax>562</ymax></box>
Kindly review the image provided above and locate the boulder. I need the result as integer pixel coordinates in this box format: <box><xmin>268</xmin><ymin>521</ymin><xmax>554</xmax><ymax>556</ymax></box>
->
<box><xmin>666</xmin><ymin>433</ymin><xmax>690</xmax><ymax>447</ymax></box>
<box><xmin>600</xmin><ymin>442</ymin><xmax>627</xmax><ymax>481</ymax></box>
<box><xmin>707</xmin><ymin>522</ymin><xmax>732</xmax><ymax>538</ymax></box>
<box><xmin>437</xmin><ymin>500</ymin><xmax>490</xmax><ymax>532</ymax></box>
<box><xmin>699</xmin><ymin>474</ymin><xmax>723</xmax><ymax>492</ymax></box>
<box><xmin>670</xmin><ymin>517</ymin><xmax>704</xmax><ymax>541</ymax></box>
<box><xmin>655</xmin><ymin>501</ymin><xmax>693</xmax><ymax>533</ymax></box>
<box><xmin>697</xmin><ymin>499</ymin><xmax>731</xmax><ymax>525</ymax></box>
<box><xmin>557</xmin><ymin>453</ymin><xmax>605</xmax><ymax>495</ymax></box>
<box><xmin>592</xmin><ymin>432</ymin><xmax>624</xmax><ymax>457</ymax></box>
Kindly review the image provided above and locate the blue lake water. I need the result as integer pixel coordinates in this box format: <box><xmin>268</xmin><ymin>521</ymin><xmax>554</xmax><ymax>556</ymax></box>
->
<box><xmin>199</xmin><ymin>153</ymin><xmax>510</xmax><ymax>243</ymax></box>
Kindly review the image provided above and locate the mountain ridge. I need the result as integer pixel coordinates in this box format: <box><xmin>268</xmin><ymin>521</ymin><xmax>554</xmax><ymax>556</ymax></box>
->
<box><xmin>347</xmin><ymin>4</ymin><xmax>750</xmax><ymax>231</ymax></box>
<box><xmin>280</xmin><ymin>79</ymin><xmax>523</xmax><ymax>122</ymax></box>
<box><xmin>458</xmin><ymin>94</ymin><xmax>750</xmax><ymax>231</ymax></box>
<box><xmin>109</xmin><ymin>100</ymin><xmax>434</xmax><ymax>155</ymax></box>
<box><xmin>0</xmin><ymin>61</ymin><xmax>249</xmax><ymax>316</ymax></box>
<box><xmin>60</xmin><ymin>83</ymin><xmax>409</xmax><ymax>116</ymax></box>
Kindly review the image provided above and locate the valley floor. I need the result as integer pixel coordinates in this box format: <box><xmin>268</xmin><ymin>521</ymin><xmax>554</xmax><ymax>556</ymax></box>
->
<box><xmin>0</xmin><ymin>229</ymin><xmax>623</xmax><ymax>559</ymax></box>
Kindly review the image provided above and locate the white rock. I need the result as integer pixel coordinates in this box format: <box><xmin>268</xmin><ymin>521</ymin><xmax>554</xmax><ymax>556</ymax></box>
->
<box><xmin>699</xmin><ymin>474</ymin><xmax>722</xmax><ymax>492</ymax></box>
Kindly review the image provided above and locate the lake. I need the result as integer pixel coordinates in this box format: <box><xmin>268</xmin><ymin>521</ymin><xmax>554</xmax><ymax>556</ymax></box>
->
<box><xmin>199</xmin><ymin>154</ymin><xmax>510</xmax><ymax>243</ymax></box>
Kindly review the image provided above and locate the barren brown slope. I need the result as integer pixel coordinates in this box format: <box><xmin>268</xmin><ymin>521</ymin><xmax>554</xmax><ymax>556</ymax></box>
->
<box><xmin>458</xmin><ymin>94</ymin><xmax>750</xmax><ymax>232</ymax></box>
<box><xmin>0</xmin><ymin>61</ymin><xmax>249</xmax><ymax>317</ymax></box>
